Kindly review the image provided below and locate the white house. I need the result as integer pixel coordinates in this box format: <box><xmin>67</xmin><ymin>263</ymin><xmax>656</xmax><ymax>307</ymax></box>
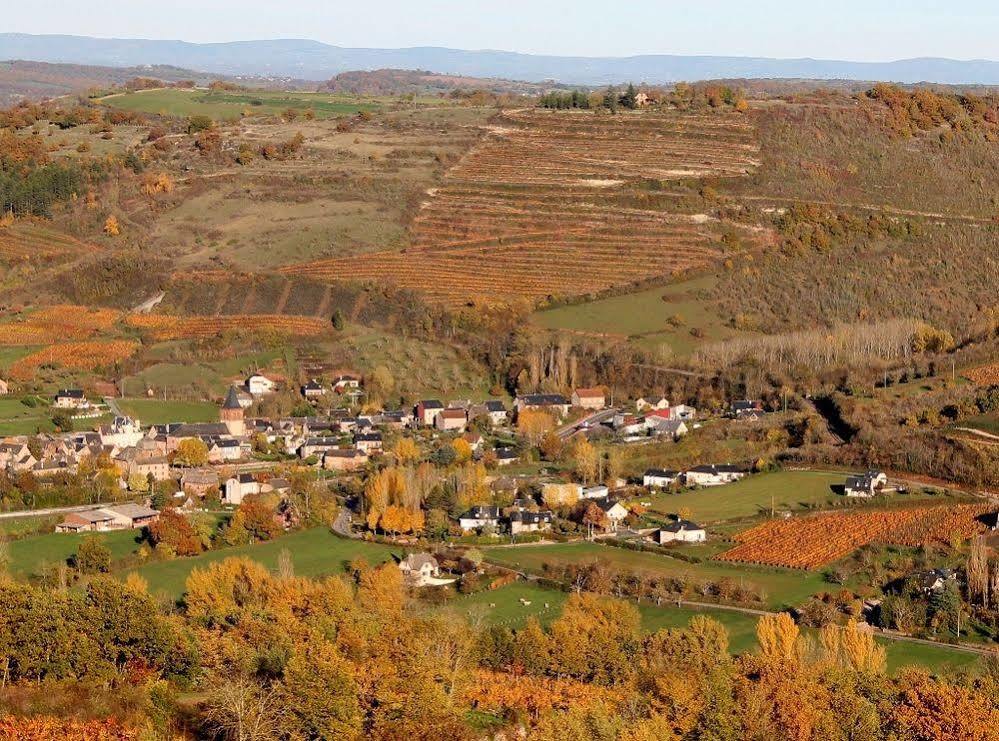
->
<box><xmin>301</xmin><ymin>380</ymin><xmax>327</xmax><ymax>399</ymax></box>
<box><xmin>844</xmin><ymin>471</ymin><xmax>888</xmax><ymax>498</ymax></box>
<box><xmin>636</xmin><ymin>396</ymin><xmax>669</xmax><ymax>412</ymax></box>
<box><xmin>595</xmin><ymin>499</ymin><xmax>629</xmax><ymax>531</ymax></box>
<box><xmin>415</xmin><ymin>400</ymin><xmax>444</xmax><ymax>427</ymax></box>
<box><xmin>246</xmin><ymin>374</ymin><xmax>276</xmax><ymax>396</ymax></box>
<box><xmin>224</xmin><ymin>473</ymin><xmax>260</xmax><ymax>505</ymax></box>
<box><xmin>469</xmin><ymin>400</ymin><xmax>508</xmax><ymax>427</ymax></box>
<box><xmin>643</xmin><ymin>469</ymin><xmax>679</xmax><ymax>488</ymax></box>
<box><xmin>458</xmin><ymin>505</ymin><xmax>501</xmax><ymax>531</ymax></box>
<box><xmin>0</xmin><ymin>379</ymin><xmax>8</xmax><ymax>395</ymax></box>
<box><xmin>54</xmin><ymin>389</ymin><xmax>89</xmax><ymax>409</ymax></box>
<box><xmin>582</xmin><ymin>485</ymin><xmax>609</xmax><ymax>500</ymax></box>
<box><xmin>671</xmin><ymin>404</ymin><xmax>697</xmax><ymax>420</ymax></box>
<box><xmin>435</xmin><ymin>408</ymin><xmax>468</xmax><ymax>433</ymax></box>
<box><xmin>333</xmin><ymin>375</ymin><xmax>361</xmax><ymax>394</ymax></box>
<box><xmin>398</xmin><ymin>553</ymin><xmax>442</xmax><ymax>586</ymax></box>
<box><xmin>647</xmin><ymin>417</ymin><xmax>688</xmax><ymax>440</ymax></box>
<box><xmin>684</xmin><ymin>464</ymin><xmax>746</xmax><ymax>487</ymax></box>
<box><xmin>655</xmin><ymin>520</ymin><xmax>706</xmax><ymax>544</ymax></box>
<box><xmin>99</xmin><ymin>416</ymin><xmax>144</xmax><ymax>448</ymax></box>
<box><xmin>494</xmin><ymin>448</ymin><xmax>519</xmax><ymax>466</ymax></box>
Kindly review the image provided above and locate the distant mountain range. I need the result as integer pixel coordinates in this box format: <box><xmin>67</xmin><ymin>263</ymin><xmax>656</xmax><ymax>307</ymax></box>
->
<box><xmin>4</xmin><ymin>33</ymin><xmax>999</xmax><ymax>86</ymax></box>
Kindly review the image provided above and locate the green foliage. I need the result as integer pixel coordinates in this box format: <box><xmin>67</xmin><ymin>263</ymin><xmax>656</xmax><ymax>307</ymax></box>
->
<box><xmin>74</xmin><ymin>536</ymin><xmax>111</xmax><ymax>574</ymax></box>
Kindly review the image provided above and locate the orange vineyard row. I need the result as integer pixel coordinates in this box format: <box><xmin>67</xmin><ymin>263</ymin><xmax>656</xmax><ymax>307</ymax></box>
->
<box><xmin>125</xmin><ymin>314</ymin><xmax>328</xmax><ymax>340</ymax></box>
<box><xmin>964</xmin><ymin>363</ymin><xmax>999</xmax><ymax>386</ymax></box>
<box><xmin>0</xmin><ymin>223</ymin><xmax>101</xmax><ymax>262</ymax></box>
<box><xmin>9</xmin><ymin>341</ymin><xmax>140</xmax><ymax>380</ymax></box>
<box><xmin>0</xmin><ymin>306</ymin><xmax>122</xmax><ymax>346</ymax></box>
<box><xmin>717</xmin><ymin>504</ymin><xmax>992</xmax><ymax>570</ymax></box>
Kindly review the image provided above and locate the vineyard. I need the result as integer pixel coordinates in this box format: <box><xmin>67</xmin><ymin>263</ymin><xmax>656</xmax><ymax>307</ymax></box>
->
<box><xmin>9</xmin><ymin>340</ymin><xmax>140</xmax><ymax>380</ymax></box>
<box><xmin>716</xmin><ymin>504</ymin><xmax>993</xmax><ymax>570</ymax></box>
<box><xmin>965</xmin><ymin>363</ymin><xmax>999</xmax><ymax>386</ymax></box>
<box><xmin>282</xmin><ymin>109</ymin><xmax>762</xmax><ymax>306</ymax></box>
<box><xmin>125</xmin><ymin>314</ymin><xmax>329</xmax><ymax>341</ymax></box>
<box><xmin>0</xmin><ymin>306</ymin><xmax>121</xmax><ymax>345</ymax></box>
<box><xmin>0</xmin><ymin>222</ymin><xmax>102</xmax><ymax>263</ymax></box>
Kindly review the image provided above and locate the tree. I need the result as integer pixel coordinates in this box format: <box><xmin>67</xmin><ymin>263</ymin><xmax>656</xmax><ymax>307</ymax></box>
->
<box><xmin>174</xmin><ymin>438</ymin><xmax>208</xmax><ymax>467</ymax></box>
<box><xmin>148</xmin><ymin>509</ymin><xmax>205</xmax><ymax>557</ymax></box>
<box><xmin>582</xmin><ymin>502</ymin><xmax>609</xmax><ymax>539</ymax></box>
<box><xmin>571</xmin><ymin>437</ymin><xmax>599</xmax><ymax>484</ymax></box>
<box><xmin>602</xmin><ymin>86</ymin><xmax>618</xmax><ymax>112</ymax></box>
<box><xmin>187</xmin><ymin>115</ymin><xmax>214</xmax><ymax>134</ymax></box>
<box><xmin>967</xmin><ymin>536</ymin><xmax>989</xmax><ymax>608</ymax></box>
<box><xmin>367</xmin><ymin>366</ymin><xmax>395</xmax><ymax>402</ymax></box>
<box><xmin>539</xmin><ymin>430</ymin><xmax>563</xmax><ymax>461</ymax></box>
<box><xmin>74</xmin><ymin>536</ymin><xmax>111</xmax><ymax>574</ymax></box>
<box><xmin>394</xmin><ymin>437</ymin><xmax>420</xmax><ymax>464</ymax></box>
<box><xmin>331</xmin><ymin>309</ymin><xmax>346</xmax><ymax>330</ymax></box>
<box><xmin>517</xmin><ymin>409</ymin><xmax>555</xmax><ymax>444</ymax></box>
<box><xmin>756</xmin><ymin>612</ymin><xmax>800</xmax><ymax>664</ymax></box>
<box><xmin>102</xmin><ymin>215</ymin><xmax>120</xmax><ymax>236</ymax></box>
<box><xmin>279</xmin><ymin>640</ymin><xmax>363</xmax><ymax>740</ymax></box>
<box><xmin>451</xmin><ymin>438</ymin><xmax>473</xmax><ymax>464</ymax></box>
<box><xmin>621</xmin><ymin>83</ymin><xmax>638</xmax><ymax>109</ymax></box>
<box><xmin>426</xmin><ymin>508</ymin><xmax>449</xmax><ymax>540</ymax></box>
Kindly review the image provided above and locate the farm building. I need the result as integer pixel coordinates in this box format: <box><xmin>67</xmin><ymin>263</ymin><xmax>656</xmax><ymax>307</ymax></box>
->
<box><xmin>845</xmin><ymin>471</ymin><xmax>889</xmax><ymax>497</ymax></box>
<box><xmin>572</xmin><ymin>387</ymin><xmax>606</xmax><ymax>410</ymax></box>
<box><xmin>643</xmin><ymin>469</ymin><xmax>679</xmax><ymax>488</ymax></box>
<box><xmin>56</xmin><ymin>503</ymin><xmax>159</xmax><ymax>533</ymax></box>
<box><xmin>54</xmin><ymin>389</ymin><xmax>89</xmax><ymax>409</ymax></box>
<box><xmin>246</xmin><ymin>374</ymin><xmax>277</xmax><ymax>396</ymax></box>
<box><xmin>684</xmin><ymin>464</ymin><xmax>746</xmax><ymax>487</ymax></box>
<box><xmin>435</xmin><ymin>408</ymin><xmax>468</xmax><ymax>433</ymax></box>
<box><xmin>655</xmin><ymin>520</ymin><xmax>706</xmax><ymax>544</ymax></box>
<box><xmin>323</xmin><ymin>448</ymin><xmax>368</xmax><ymax>471</ymax></box>
<box><xmin>515</xmin><ymin>394</ymin><xmax>571</xmax><ymax>418</ymax></box>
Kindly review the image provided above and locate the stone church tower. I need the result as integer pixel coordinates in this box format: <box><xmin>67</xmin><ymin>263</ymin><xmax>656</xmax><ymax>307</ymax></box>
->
<box><xmin>220</xmin><ymin>385</ymin><xmax>246</xmax><ymax>437</ymax></box>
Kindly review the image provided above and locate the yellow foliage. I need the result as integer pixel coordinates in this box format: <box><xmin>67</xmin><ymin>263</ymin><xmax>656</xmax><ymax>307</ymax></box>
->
<box><xmin>103</xmin><ymin>215</ymin><xmax>120</xmax><ymax>236</ymax></box>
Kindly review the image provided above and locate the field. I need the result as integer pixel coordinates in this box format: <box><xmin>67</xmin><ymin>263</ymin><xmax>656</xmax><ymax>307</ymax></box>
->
<box><xmin>8</xmin><ymin>340</ymin><xmax>140</xmax><ymax>380</ymax></box>
<box><xmin>0</xmin><ymin>305</ymin><xmax>121</xmax><ymax>345</ymax></box>
<box><xmin>115</xmin><ymin>398</ymin><xmax>220</xmax><ymax>425</ymax></box>
<box><xmin>125</xmin><ymin>528</ymin><xmax>399</xmax><ymax>600</ymax></box>
<box><xmin>484</xmin><ymin>541</ymin><xmax>827</xmax><ymax>609</ymax></box>
<box><xmin>99</xmin><ymin>88</ymin><xmax>381</xmax><ymax>120</ymax></box>
<box><xmin>125</xmin><ymin>313</ymin><xmax>329</xmax><ymax>341</ymax></box>
<box><xmin>440</xmin><ymin>581</ymin><xmax>981</xmax><ymax>674</ymax></box>
<box><xmin>281</xmin><ymin>109</ymin><xmax>763</xmax><ymax>307</ymax></box>
<box><xmin>7</xmin><ymin>529</ymin><xmax>143</xmax><ymax>578</ymax></box>
<box><xmin>0</xmin><ymin>222</ymin><xmax>102</xmax><ymax>264</ymax></box>
<box><xmin>0</xmin><ymin>397</ymin><xmax>55</xmax><ymax>435</ymax></box>
<box><xmin>640</xmin><ymin>470</ymin><xmax>846</xmax><ymax>524</ymax></box>
<box><xmin>718</xmin><ymin>504</ymin><xmax>994</xmax><ymax>569</ymax></box>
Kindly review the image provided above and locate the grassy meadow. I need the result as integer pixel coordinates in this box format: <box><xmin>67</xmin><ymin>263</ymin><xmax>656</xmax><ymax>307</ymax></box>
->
<box><xmin>116</xmin><ymin>398</ymin><xmax>220</xmax><ymax>425</ymax></box>
<box><xmin>99</xmin><ymin>89</ymin><xmax>381</xmax><ymax>120</ymax></box>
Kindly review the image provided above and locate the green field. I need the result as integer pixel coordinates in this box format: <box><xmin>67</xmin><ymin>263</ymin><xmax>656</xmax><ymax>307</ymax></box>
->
<box><xmin>116</xmin><ymin>398</ymin><xmax>220</xmax><ymax>425</ymax></box>
<box><xmin>533</xmin><ymin>275</ymin><xmax>749</xmax><ymax>358</ymax></box>
<box><xmin>483</xmin><ymin>542</ymin><xmax>827</xmax><ymax>610</ymax></box>
<box><xmin>641</xmin><ymin>470</ymin><xmax>845</xmax><ymax>524</ymax></box>
<box><xmin>961</xmin><ymin>413</ymin><xmax>999</xmax><ymax>435</ymax></box>
<box><xmin>126</xmin><ymin>529</ymin><xmax>399</xmax><ymax>600</ymax></box>
<box><xmin>100</xmin><ymin>89</ymin><xmax>380</xmax><ymax>120</ymax></box>
<box><xmin>439</xmin><ymin>582</ymin><xmax>981</xmax><ymax>675</ymax></box>
<box><xmin>7</xmin><ymin>529</ymin><xmax>143</xmax><ymax>578</ymax></box>
<box><xmin>0</xmin><ymin>397</ymin><xmax>53</xmax><ymax>435</ymax></box>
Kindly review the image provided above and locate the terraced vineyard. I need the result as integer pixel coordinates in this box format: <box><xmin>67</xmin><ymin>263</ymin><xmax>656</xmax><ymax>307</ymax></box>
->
<box><xmin>0</xmin><ymin>306</ymin><xmax>121</xmax><ymax>345</ymax></box>
<box><xmin>282</xmin><ymin>109</ymin><xmax>762</xmax><ymax>306</ymax></box>
<box><xmin>717</xmin><ymin>504</ymin><xmax>993</xmax><ymax>570</ymax></box>
<box><xmin>0</xmin><ymin>222</ymin><xmax>102</xmax><ymax>263</ymax></box>
<box><xmin>9</xmin><ymin>340</ymin><xmax>140</xmax><ymax>380</ymax></box>
<box><xmin>125</xmin><ymin>313</ymin><xmax>329</xmax><ymax>340</ymax></box>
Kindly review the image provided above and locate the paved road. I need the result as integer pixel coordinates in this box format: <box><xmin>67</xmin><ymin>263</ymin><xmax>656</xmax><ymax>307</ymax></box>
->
<box><xmin>0</xmin><ymin>502</ymin><xmax>115</xmax><ymax>520</ymax></box>
<box><xmin>556</xmin><ymin>408</ymin><xmax>618</xmax><ymax>440</ymax></box>
<box><xmin>104</xmin><ymin>396</ymin><xmax>124</xmax><ymax>417</ymax></box>
<box><xmin>332</xmin><ymin>509</ymin><xmax>356</xmax><ymax>538</ymax></box>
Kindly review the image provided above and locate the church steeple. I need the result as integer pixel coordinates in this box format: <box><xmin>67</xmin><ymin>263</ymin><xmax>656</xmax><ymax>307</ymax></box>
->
<box><xmin>220</xmin><ymin>385</ymin><xmax>245</xmax><ymax>437</ymax></box>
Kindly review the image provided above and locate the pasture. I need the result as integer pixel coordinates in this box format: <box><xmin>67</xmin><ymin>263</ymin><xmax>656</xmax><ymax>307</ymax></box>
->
<box><xmin>641</xmin><ymin>470</ymin><xmax>845</xmax><ymax>524</ymax></box>
<box><xmin>7</xmin><ymin>529</ymin><xmax>143</xmax><ymax>579</ymax></box>
<box><xmin>439</xmin><ymin>581</ymin><xmax>981</xmax><ymax>675</ymax></box>
<box><xmin>0</xmin><ymin>396</ymin><xmax>53</xmax><ymax>435</ymax></box>
<box><xmin>483</xmin><ymin>541</ymin><xmax>828</xmax><ymax>610</ymax></box>
<box><xmin>115</xmin><ymin>398</ymin><xmax>220</xmax><ymax>425</ymax></box>
<box><xmin>99</xmin><ymin>89</ymin><xmax>380</xmax><ymax>120</ymax></box>
<box><xmin>125</xmin><ymin>529</ymin><xmax>399</xmax><ymax>600</ymax></box>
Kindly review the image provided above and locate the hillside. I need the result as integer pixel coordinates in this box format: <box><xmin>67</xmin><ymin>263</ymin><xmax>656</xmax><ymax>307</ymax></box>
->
<box><xmin>324</xmin><ymin>68</ymin><xmax>550</xmax><ymax>96</ymax></box>
<box><xmin>7</xmin><ymin>32</ymin><xmax>999</xmax><ymax>84</ymax></box>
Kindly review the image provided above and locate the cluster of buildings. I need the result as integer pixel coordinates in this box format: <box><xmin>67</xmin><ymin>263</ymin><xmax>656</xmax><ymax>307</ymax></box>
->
<box><xmin>642</xmin><ymin>464</ymin><xmax>747</xmax><ymax>489</ymax></box>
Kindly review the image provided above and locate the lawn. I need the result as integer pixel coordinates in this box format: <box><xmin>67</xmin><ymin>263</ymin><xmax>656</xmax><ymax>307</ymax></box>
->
<box><xmin>7</xmin><ymin>529</ymin><xmax>144</xmax><ymax>579</ymax></box>
<box><xmin>116</xmin><ymin>398</ymin><xmax>220</xmax><ymax>425</ymax></box>
<box><xmin>124</xmin><ymin>529</ymin><xmax>398</xmax><ymax>600</ymax></box>
<box><xmin>438</xmin><ymin>581</ymin><xmax>982</xmax><ymax>675</ymax></box>
<box><xmin>483</xmin><ymin>542</ymin><xmax>829</xmax><ymax>610</ymax></box>
<box><xmin>0</xmin><ymin>396</ymin><xmax>53</xmax><ymax>435</ymax></box>
<box><xmin>640</xmin><ymin>470</ymin><xmax>845</xmax><ymax>524</ymax></box>
<box><xmin>100</xmin><ymin>89</ymin><xmax>380</xmax><ymax>120</ymax></box>
<box><xmin>532</xmin><ymin>275</ymin><xmax>750</xmax><ymax>358</ymax></box>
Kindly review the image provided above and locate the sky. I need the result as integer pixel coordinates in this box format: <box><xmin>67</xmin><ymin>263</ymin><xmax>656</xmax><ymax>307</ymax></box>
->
<box><xmin>6</xmin><ymin>1</ymin><xmax>999</xmax><ymax>61</ymax></box>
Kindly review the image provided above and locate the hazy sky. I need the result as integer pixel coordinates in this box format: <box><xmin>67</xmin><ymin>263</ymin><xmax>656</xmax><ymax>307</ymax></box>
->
<box><xmin>7</xmin><ymin>1</ymin><xmax>999</xmax><ymax>61</ymax></box>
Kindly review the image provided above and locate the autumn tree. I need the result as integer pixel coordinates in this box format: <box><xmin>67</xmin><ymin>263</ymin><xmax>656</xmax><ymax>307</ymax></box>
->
<box><xmin>103</xmin><ymin>215</ymin><xmax>120</xmax><ymax>236</ymax></box>
<box><xmin>74</xmin><ymin>536</ymin><xmax>111</xmax><ymax>574</ymax></box>
<box><xmin>278</xmin><ymin>639</ymin><xmax>363</xmax><ymax>739</ymax></box>
<box><xmin>571</xmin><ymin>437</ymin><xmax>599</xmax><ymax>484</ymax></box>
<box><xmin>148</xmin><ymin>509</ymin><xmax>205</xmax><ymax>557</ymax></box>
<box><xmin>518</xmin><ymin>409</ymin><xmax>555</xmax><ymax>444</ymax></box>
<box><xmin>173</xmin><ymin>438</ymin><xmax>208</xmax><ymax>467</ymax></box>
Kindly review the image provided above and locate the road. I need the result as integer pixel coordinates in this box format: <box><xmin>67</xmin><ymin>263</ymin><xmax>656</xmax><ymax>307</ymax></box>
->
<box><xmin>0</xmin><ymin>502</ymin><xmax>115</xmax><ymax>520</ymax></box>
<box><xmin>104</xmin><ymin>396</ymin><xmax>124</xmax><ymax>417</ymax></box>
<box><xmin>332</xmin><ymin>509</ymin><xmax>356</xmax><ymax>538</ymax></box>
<box><xmin>555</xmin><ymin>408</ymin><xmax>618</xmax><ymax>440</ymax></box>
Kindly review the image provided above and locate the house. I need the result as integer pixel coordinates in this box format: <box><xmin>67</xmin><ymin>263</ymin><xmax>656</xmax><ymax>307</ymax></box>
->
<box><xmin>462</xmin><ymin>431</ymin><xmax>483</xmax><ymax>452</ymax></box>
<box><xmin>732</xmin><ymin>400</ymin><xmax>764</xmax><ymax>419</ymax></box>
<box><xmin>333</xmin><ymin>375</ymin><xmax>362</xmax><ymax>394</ymax></box>
<box><xmin>582</xmin><ymin>485</ymin><xmax>609</xmax><ymax>500</ymax></box>
<box><xmin>181</xmin><ymin>469</ymin><xmax>220</xmax><ymax>496</ymax></box>
<box><xmin>398</xmin><ymin>553</ymin><xmax>442</xmax><ymax>586</ymax></box>
<box><xmin>614</xmin><ymin>414</ymin><xmax>647</xmax><ymax>436</ymax></box>
<box><xmin>494</xmin><ymin>447</ymin><xmax>519</xmax><ymax>466</ymax></box>
<box><xmin>415</xmin><ymin>400</ymin><xmax>445</xmax><ymax>427</ymax></box>
<box><xmin>515</xmin><ymin>394</ymin><xmax>571</xmax><ymax>419</ymax></box>
<box><xmin>118</xmin><ymin>448</ymin><xmax>171</xmax><ymax>481</ymax></box>
<box><xmin>684</xmin><ymin>464</ymin><xmax>746</xmax><ymax>487</ymax></box>
<box><xmin>509</xmin><ymin>509</ymin><xmax>554</xmax><ymax>535</ymax></box>
<box><xmin>301</xmin><ymin>380</ymin><xmax>327</xmax><ymax>399</ymax></box>
<box><xmin>56</xmin><ymin>503</ymin><xmax>159</xmax><ymax>533</ymax></box>
<box><xmin>643</xmin><ymin>469</ymin><xmax>679</xmax><ymax>488</ymax></box>
<box><xmin>246</xmin><ymin>374</ymin><xmax>276</xmax><ymax>396</ymax></box>
<box><xmin>469</xmin><ymin>400</ymin><xmax>509</xmax><ymax>427</ymax></box>
<box><xmin>299</xmin><ymin>437</ymin><xmax>340</xmax><ymax>459</ymax></box>
<box><xmin>636</xmin><ymin>396</ymin><xmax>669</xmax><ymax>412</ymax></box>
<box><xmin>671</xmin><ymin>404</ymin><xmax>697</xmax><ymax>421</ymax></box>
<box><xmin>648</xmin><ymin>417</ymin><xmax>688</xmax><ymax>440</ymax></box>
<box><xmin>655</xmin><ymin>519</ymin><xmax>706</xmax><ymax>544</ymax></box>
<box><xmin>224</xmin><ymin>473</ymin><xmax>260</xmax><ymax>505</ymax></box>
<box><xmin>54</xmin><ymin>389</ymin><xmax>89</xmax><ymax>409</ymax></box>
<box><xmin>354</xmin><ymin>432</ymin><xmax>383</xmax><ymax>454</ymax></box>
<box><xmin>913</xmin><ymin>568</ymin><xmax>956</xmax><ymax>594</ymax></box>
<box><xmin>844</xmin><ymin>471</ymin><xmax>889</xmax><ymax>498</ymax></box>
<box><xmin>0</xmin><ymin>379</ymin><xmax>8</xmax><ymax>395</ymax></box>
<box><xmin>0</xmin><ymin>442</ymin><xmax>36</xmax><ymax>472</ymax></box>
<box><xmin>572</xmin><ymin>387</ymin><xmax>606</xmax><ymax>410</ymax></box>
<box><xmin>435</xmin><ymin>408</ymin><xmax>468</xmax><ymax>433</ymax></box>
<box><xmin>323</xmin><ymin>448</ymin><xmax>368</xmax><ymax>471</ymax></box>
<box><xmin>206</xmin><ymin>438</ymin><xmax>243</xmax><ymax>463</ymax></box>
<box><xmin>593</xmin><ymin>498</ymin><xmax>630</xmax><ymax>531</ymax></box>
<box><xmin>99</xmin><ymin>416</ymin><xmax>144</xmax><ymax>448</ymax></box>
<box><xmin>458</xmin><ymin>505</ymin><xmax>501</xmax><ymax>531</ymax></box>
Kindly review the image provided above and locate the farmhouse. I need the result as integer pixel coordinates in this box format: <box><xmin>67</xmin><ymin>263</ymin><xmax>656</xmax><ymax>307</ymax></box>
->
<box><xmin>458</xmin><ymin>505</ymin><xmax>501</xmax><ymax>531</ymax></box>
<box><xmin>571</xmin><ymin>387</ymin><xmax>606</xmax><ymax>410</ymax></box>
<box><xmin>397</xmin><ymin>553</ymin><xmax>443</xmax><ymax>586</ymax></box>
<box><xmin>510</xmin><ymin>509</ymin><xmax>554</xmax><ymax>535</ymax></box>
<box><xmin>684</xmin><ymin>464</ymin><xmax>746</xmax><ymax>487</ymax></box>
<box><xmin>435</xmin><ymin>408</ymin><xmax>468</xmax><ymax>433</ymax></box>
<box><xmin>181</xmin><ymin>468</ymin><xmax>220</xmax><ymax>496</ymax></box>
<box><xmin>594</xmin><ymin>498</ymin><xmax>629</xmax><ymax>531</ymax></box>
<box><xmin>301</xmin><ymin>380</ymin><xmax>326</xmax><ymax>399</ymax></box>
<box><xmin>0</xmin><ymin>442</ymin><xmax>36</xmax><ymax>472</ymax></box>
<box><xmin>494</xmin><ymin>447</ymin><xmax>519</xmax><ymax>466</ymax></box>
<box><xmin>415</xmin><ymin>400</ymin><xmax>444</xmax><ymax>426</ymax></box>
<box><xmin>655</xmin><ymin>519</ymin><xmax>706</xmax><ymax>544</ymax></box>
<box><xmin>0</xmin><ymin>379</ymin><xmax>8</xmax><ymax>395</ymax></box>
<box><xmin>54</xmin><ymin>389</ymin><xmax>88</xmax><ymax>409</ymax></box>
<box><xmin>636</xmin><ymin>395</ymin><xmax>669</xmax><ymax>412</ymax></box>
<box><xmin>323</xmin><ymin>448</ymin><xmax>368</xmax><ymax>471</ymax></box>
<box><xmin>469</xmin><ymin>400</ymin><xmax>508</xmax><ymax>427</ymax></box>
<box><xmin>353</xmin><ymin>432</ymin><xmax>383</xmax><ymax>454</ymax></box>
<box><xmin>515</xmin><ymin>394</ymin><xmax>571</xmax><ymax>419</ymax></box>
<box><xmin>732</xmin><ymin>400</ymin><xmax>764</xmax><ymax>419</ymax></box>
<box><xmin>647</xmin><ymin>417</ymin><xmax>688</xmax><ymax>440</ymax></box>
<box><xmin>333</xmin><ymin>375</ymin><xmax>361</xmax><ymax>394</ymax></box>
<box><xmin>844</xmin><ymin>470</ymin><xmax>889</xmax><ymax>498</ymax></box>
<box><xmin>643</xmin><ymin>469</ymin><xmax>679</xmax><ymax>488</ymax></box>
<box><xmin>246</xmin><ymin>374</ymin><xmax>277</xmax><ymax>396</ymax></box>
